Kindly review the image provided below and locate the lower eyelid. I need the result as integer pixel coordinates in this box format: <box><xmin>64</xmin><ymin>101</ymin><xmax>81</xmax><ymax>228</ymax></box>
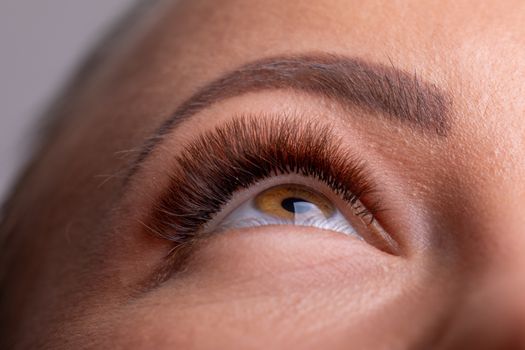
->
<box><xmin>169</xmin><ymin>225</ymin><xmax>397</xmax><ymax>285</ymax></box>
<box><xmin>139</xmin><ymin>218</ymin><xmax>398</xmax><ymax>292</ymax></box>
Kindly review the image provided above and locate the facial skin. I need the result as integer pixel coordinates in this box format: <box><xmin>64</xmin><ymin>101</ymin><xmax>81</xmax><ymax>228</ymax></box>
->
<box><xmin>2</xmin><ymin>0</ymin><xmax>525</xmax><ymax>349</ymax></box>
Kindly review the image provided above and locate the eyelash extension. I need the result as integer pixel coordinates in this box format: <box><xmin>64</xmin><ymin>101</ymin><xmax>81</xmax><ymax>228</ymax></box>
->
<box><xmin>148</xmin><ymin>115</ymin><xmax>380</xmax><ymax>245</ymax></box>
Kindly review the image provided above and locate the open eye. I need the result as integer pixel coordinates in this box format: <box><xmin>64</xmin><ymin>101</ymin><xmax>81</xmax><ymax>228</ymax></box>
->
<box><xmin>147</xmin><ymin>117</ymin><xmax>399</xmax><ymax>255</ymax></box>
<box><xmin>208</xmin><ymin>183</ymin><xmax>370</xmax><ymax>240</ymax></box>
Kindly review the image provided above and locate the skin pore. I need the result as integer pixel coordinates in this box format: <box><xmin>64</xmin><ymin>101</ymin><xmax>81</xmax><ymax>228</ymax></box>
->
<box><xmin>1</xmin><ymin>0</ymin><xmax>525</xmax><ymax>349</ymax></box>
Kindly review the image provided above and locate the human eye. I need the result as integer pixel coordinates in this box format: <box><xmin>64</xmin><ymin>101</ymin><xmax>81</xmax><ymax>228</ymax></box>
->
<box><xmin>144</xmin><ymin>115</ymin><xmax>399</xmax><ymax>279</ymax></box>
<box><xmin>211</xmin><ymin>183</ymin><xmax>363</xmax><ymax>237</ymax></box>
<box><xmin>202</xmin><ymin>178</ymin><xmax>390</xmax><ymax>250</ymax></box>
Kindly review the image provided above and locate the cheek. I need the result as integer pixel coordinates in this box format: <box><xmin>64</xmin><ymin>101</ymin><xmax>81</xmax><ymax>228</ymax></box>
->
<box><xmin>72</xmin><ymin>228</ymin><xmax>460</xmax><ymax>349</ymax></box>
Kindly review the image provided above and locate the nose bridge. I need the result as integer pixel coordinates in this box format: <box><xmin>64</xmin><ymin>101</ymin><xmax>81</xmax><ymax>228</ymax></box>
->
<box><xmin>435</xmin><ymin>280</ymin><xmax>525</xmax><ymax>349</ymax></box>
<box><xmin>469</xmin><ymin>185</ymin><xmax>525</xmax><ymax>267</ymax></box>
<box><xmin>447</xmin><ymin>106</ymin><xmax>525</xmax><ymax>264</ymax></box>
<box><xmin>424</xmin><ymin>234</ymin><xmax>525</xmax><ymax>350</ymax></box>
<box><xmin>455</xmin><ymin>142</ymin><xmax>525</xmax><ymax>293</ymax></box>
<box><xmin>437</xmin><ymin>124</ymin><xmax>525</xmax><ymax>348</ymax></box>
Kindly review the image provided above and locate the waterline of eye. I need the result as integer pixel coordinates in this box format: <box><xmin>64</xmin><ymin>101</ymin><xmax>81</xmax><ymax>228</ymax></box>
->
<box><xmin>214</xmin><ymin>215</ymin><xmax>361</xmax><ymax>238</ymax></box>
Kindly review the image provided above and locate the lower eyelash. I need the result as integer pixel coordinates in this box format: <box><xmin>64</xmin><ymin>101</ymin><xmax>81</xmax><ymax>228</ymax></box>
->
<box><xmin>147</xmin><ymin>114</ymin><xmax>381</xmax><ymax>245</ymax></box>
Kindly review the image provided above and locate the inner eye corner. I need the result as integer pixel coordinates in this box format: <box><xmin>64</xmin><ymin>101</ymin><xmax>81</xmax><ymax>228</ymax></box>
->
<box><xmin>366</xmin><ymin>223</ymin><xmax>402</xmax><ymax>256</ymax></box>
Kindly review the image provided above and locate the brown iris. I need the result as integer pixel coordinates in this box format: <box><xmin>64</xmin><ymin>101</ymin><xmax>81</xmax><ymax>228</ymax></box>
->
<box><xmin>254</xmin><ymin>184</ymin><xmax>335</xmax><ymax>220</ymax></box>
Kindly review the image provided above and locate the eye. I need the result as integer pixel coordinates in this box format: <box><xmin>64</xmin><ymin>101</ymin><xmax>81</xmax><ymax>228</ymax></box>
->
<box><xmin>147</xmin><ymin>117</ymin><xmax>400</xmax><ymax>256</ymax></box>
<box><xmin>206</xmin><ymin>183</ymin><xmax>374</xmax><ymax>241</ymax></box>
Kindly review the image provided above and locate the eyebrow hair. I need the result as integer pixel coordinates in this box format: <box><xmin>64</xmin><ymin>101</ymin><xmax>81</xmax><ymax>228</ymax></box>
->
<box><xmin>128</xmin><ymin>53</ymin><xmax>452</xmax><ymax>178</ymax></box>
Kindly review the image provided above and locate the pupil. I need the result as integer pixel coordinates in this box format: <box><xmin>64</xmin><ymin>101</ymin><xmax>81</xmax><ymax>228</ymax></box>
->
<box><xmin>281</xmin><ymin>197</ymin><xmax>313</xmax><ymax>214</ymax></box>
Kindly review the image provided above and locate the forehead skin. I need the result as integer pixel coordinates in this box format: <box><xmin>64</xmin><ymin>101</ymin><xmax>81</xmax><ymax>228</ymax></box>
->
<box><xmin>2</xmin><ymin>0</ymin><xmax>525</xmax><ymax>349</ymax></box>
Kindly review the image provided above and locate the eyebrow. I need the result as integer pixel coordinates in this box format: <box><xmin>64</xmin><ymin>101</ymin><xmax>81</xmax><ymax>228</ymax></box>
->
<box><xmin>128</xmin><ymin>53</ymin><xmax>452</xmax><ymax>178</ymax></box>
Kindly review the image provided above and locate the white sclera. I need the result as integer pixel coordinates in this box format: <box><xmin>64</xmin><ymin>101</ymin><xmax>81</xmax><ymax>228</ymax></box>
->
<box><xmin>215</xmin><ymin>194</ymin><xmax>361</xmax><ymax>238</ymax></box>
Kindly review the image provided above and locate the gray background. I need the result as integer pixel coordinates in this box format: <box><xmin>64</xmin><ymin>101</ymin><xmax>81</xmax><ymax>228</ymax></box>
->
<box><xmin>0</xmin><ymin>0</ymin><xmax>136</xmax><ymax>202</ymax></box>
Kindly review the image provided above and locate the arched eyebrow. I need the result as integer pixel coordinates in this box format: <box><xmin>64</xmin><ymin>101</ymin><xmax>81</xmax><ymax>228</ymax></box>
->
<box><xmin>127</xmin><ymin>53</ymin><xmax>452</xmax><ymax>179</ymax></box>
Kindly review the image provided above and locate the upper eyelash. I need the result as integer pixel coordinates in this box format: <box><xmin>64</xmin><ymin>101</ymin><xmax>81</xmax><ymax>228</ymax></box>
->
<box><xmin>146</xmin><ymin>114</ymin><xmax>380</xmax><ymax>245</ymax></box>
